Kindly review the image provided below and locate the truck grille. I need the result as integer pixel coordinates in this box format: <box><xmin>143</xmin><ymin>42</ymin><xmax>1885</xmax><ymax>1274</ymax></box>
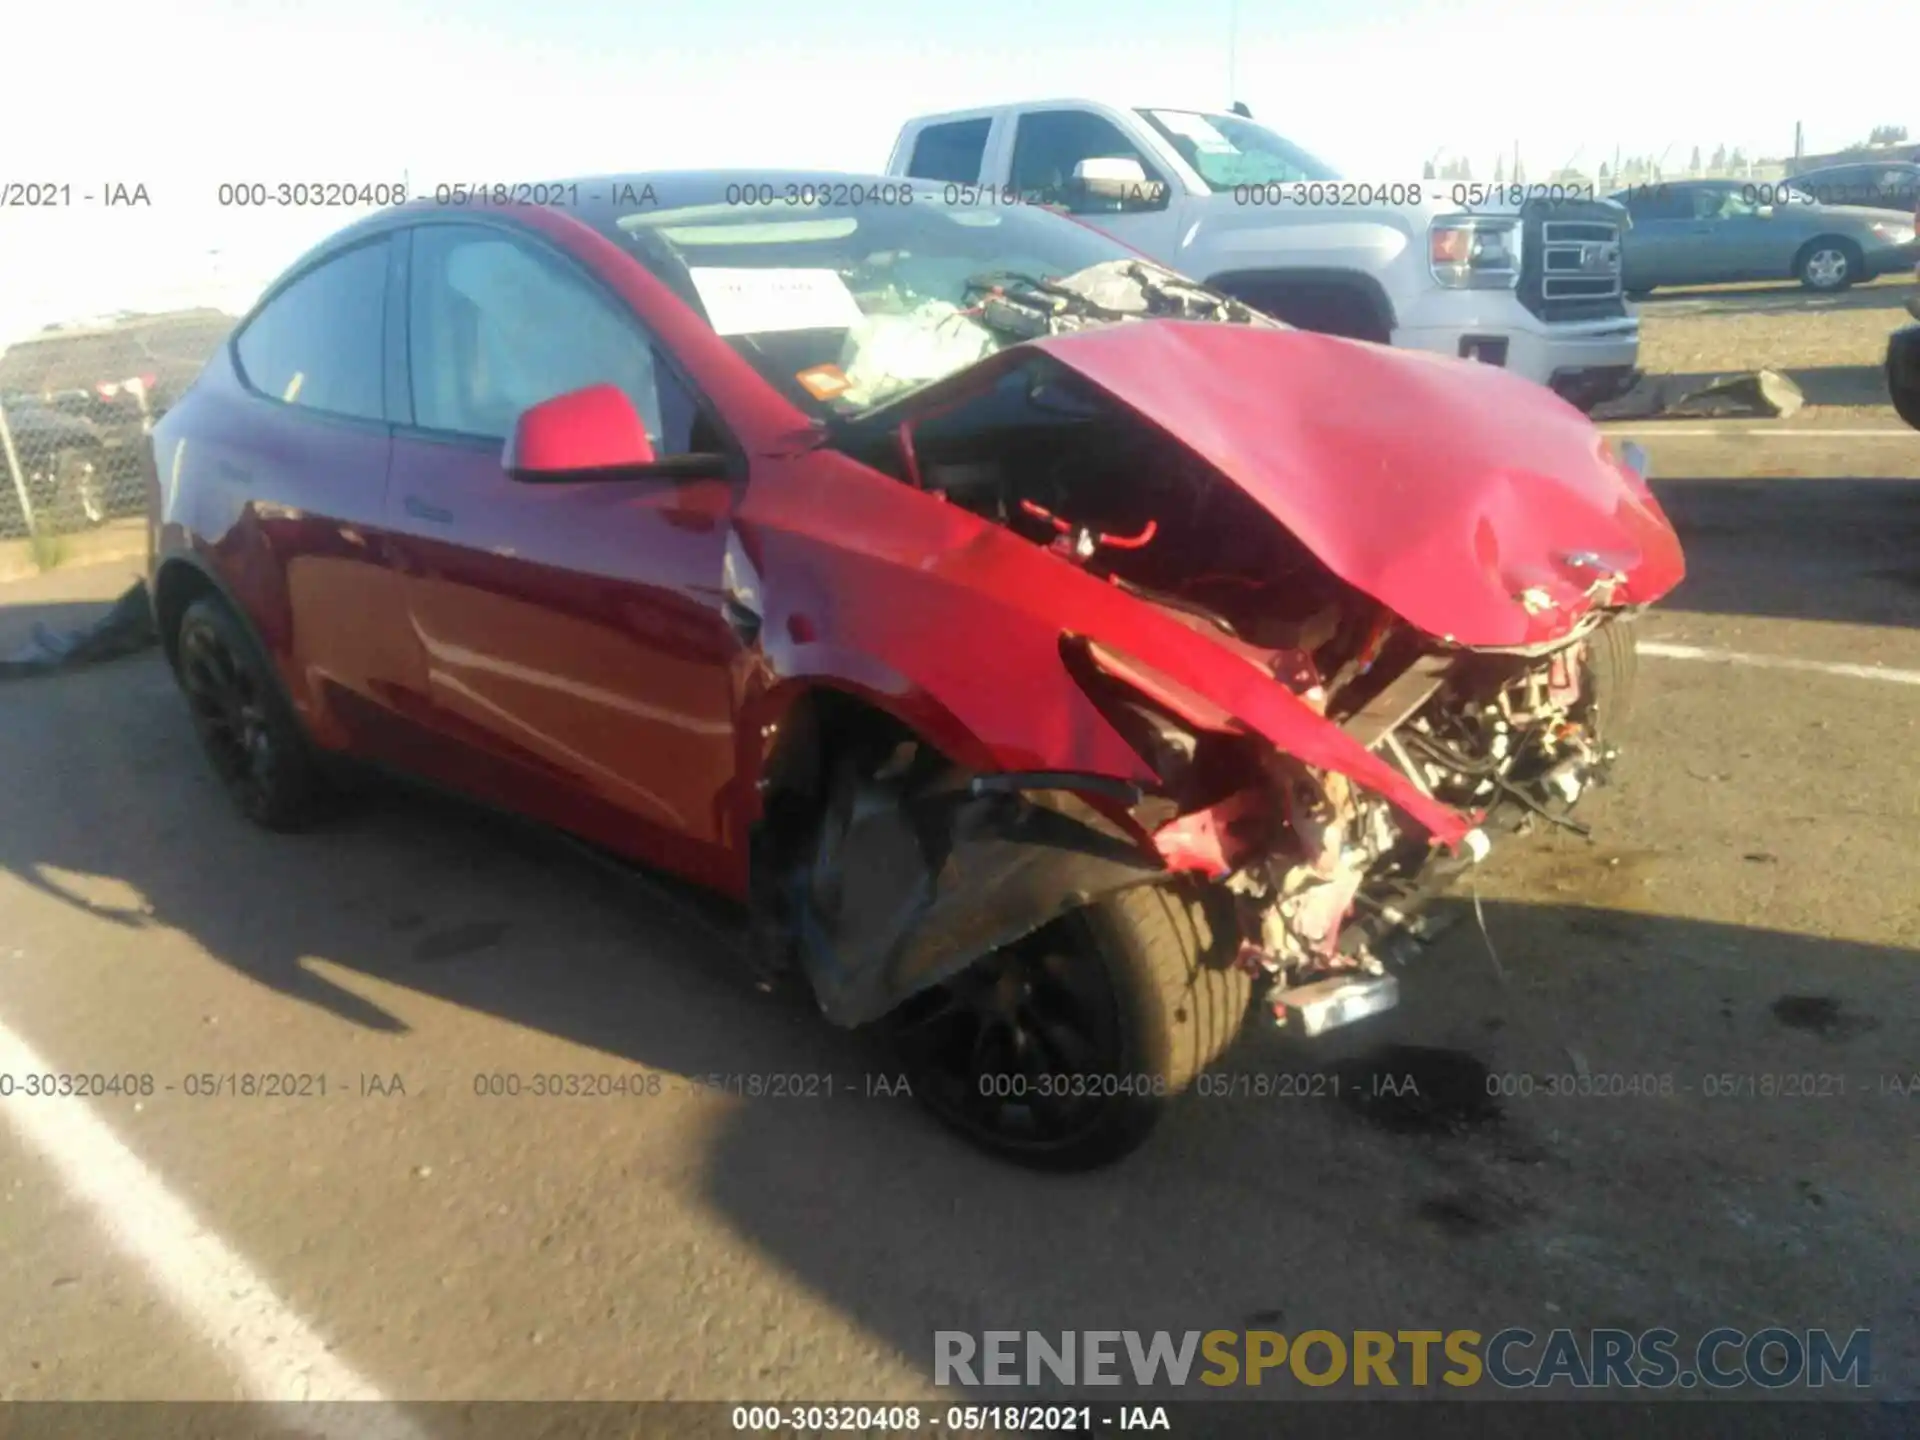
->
<box><xmin>1519</xmin><ymin>203</ymin><xmax>1628</xmax><ymax>322</ymax></box>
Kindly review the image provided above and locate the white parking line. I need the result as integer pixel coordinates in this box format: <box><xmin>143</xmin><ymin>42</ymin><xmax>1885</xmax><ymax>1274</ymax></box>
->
<box><xmin>0</xmin><ymin>1014</ymin><xmax>428</xmax><ymax>1436</ymax></box>
<box><xmin>1641</xmin><ymin>641</ymin><xmax>1920</xmax><ymax>686</ymax></box>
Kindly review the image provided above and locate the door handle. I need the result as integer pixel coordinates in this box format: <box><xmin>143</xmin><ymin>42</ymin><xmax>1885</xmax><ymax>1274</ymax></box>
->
<box><xmin>404</xmin><ymin>495</ymin><xmax>453</xmax><ymax>524</ymax></box>
<box><xmin>722</xmin><ymin>594</ymin><xmax>762</xmax><ymax>646</ymax></box>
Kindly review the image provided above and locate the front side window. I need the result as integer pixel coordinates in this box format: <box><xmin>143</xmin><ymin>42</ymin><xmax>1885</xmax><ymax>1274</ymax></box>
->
<box><xmin>405</xmin><ymin>224</ymin><xmax>679</xmax><ymax>446</ymax></box>
<box><xmin>1009</xmin><ymin>110</ymin><xmax>1168</xmax><ymax>212</ymax></box>
<box><xmin>233</xmin><ymin>239</ymin><xmax>388</xmax><ymax>421</ymax></box>
<box><xmin>1698</xmin><ymin>186</ymin><xmax>1758</xmax><ymax>220</ymax></box>
<box><xmin>1136</xmin><ymin>109</ymin><xmax>1341</xmax><ymax>189</ymax></box>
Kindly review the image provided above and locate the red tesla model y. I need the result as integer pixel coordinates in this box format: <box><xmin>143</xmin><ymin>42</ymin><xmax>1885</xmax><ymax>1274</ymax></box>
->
<box><xmin>146</xmin><ymin>172</ymin><xmax>1684</xmax><ymax>1167</ymax></box>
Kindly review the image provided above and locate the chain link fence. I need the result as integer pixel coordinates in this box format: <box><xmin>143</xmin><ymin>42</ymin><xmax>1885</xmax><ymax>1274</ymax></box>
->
<box><xmin>0</xmin><ymin>308</ymin><xmax>240</xmax><ymax>547</ymax></box>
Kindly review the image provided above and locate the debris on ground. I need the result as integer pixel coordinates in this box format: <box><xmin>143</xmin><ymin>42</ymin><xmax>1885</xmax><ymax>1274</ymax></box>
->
<box><xmin>0</xmin><ymin>581</ymin><xmax>156</xmax><ymax>679</ymax></box>
<box><xmin>1592</xmin><ymin>368</ymin><xmax>1806</xmax><ymax>422</ymax></box>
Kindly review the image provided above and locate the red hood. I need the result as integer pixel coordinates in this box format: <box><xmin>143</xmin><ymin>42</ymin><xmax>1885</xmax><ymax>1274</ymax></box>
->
<box><xmin>1030</xmin><ymin>322</ymin><xmax>1685</xmax><ymax>647</ymax></box>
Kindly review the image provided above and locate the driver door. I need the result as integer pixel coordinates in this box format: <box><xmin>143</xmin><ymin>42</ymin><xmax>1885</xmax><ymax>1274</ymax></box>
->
<box><xmin>1695</xmin><ymin>187</ymin><xmax>1777</xmax><ymax>282</ymax></box>
<box><xmin>383</xmin><ymin>221</ymin><xmax>748</xmax><ymax>891</ymax></box>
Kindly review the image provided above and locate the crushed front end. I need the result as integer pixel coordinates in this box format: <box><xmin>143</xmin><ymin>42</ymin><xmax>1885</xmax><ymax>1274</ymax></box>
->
<box><xmin>770</xmin><ymin>304</ymin><xmax>1681</xmax><ymax>1054</ymax></box>
<box><xmin>1098</xmin><ymin>613</ymin><xmax>1635</xmax><ymax>1035</ymax></box>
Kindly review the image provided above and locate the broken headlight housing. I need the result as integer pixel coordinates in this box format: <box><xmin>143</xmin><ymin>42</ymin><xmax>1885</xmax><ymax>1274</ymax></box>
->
<box><xmin>1058</xmin><ymin>636</ymin><xmax>1234</xmax><ymax>800</ymax></box>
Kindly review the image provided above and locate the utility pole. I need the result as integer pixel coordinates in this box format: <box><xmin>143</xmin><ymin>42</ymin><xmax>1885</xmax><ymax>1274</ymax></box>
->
<box><xmin>1227</xmin><ymin>0</ymin><xmax>1239</xmax><ymax>105</ymax></box>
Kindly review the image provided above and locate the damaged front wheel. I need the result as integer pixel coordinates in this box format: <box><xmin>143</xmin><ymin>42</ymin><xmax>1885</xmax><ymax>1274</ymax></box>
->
<box><xmin>885</xmin><ymin>880</ymin><xmax>1252</xmax><ymax>1170</ymax></box>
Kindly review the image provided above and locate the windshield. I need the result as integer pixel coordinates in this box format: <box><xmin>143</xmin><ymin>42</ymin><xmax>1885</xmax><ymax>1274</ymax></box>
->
<box><xmin>603</xmin><ymin>189</ymin><xmax>1247</xmax><ymax>417</ymax></box>
<box><xmin>1135</xmin><ymin>109</ymin><xmax>1342</xmax><ymax>189</ymax></box>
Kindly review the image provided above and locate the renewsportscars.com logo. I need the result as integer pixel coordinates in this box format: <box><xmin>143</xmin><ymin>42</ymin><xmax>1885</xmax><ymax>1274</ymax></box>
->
<box><xmin>934</xmin><ymin>1328</ymin><xmax>1873</xmax><ymax>1390</ymax></box>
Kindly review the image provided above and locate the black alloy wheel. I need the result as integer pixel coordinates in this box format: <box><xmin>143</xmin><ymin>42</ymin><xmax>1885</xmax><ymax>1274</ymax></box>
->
<box><xmin>887</xmin><ymin>914</ymin><xmax>1142</xmax><ymax>1168</ymax></box>
<box><xmin>174</xmin><ymin>597</ymin><xmax>324</xmax><ymax>830</ymax></box>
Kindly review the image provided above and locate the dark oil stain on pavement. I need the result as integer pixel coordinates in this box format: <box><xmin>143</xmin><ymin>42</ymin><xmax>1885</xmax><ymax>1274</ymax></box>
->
<box><xmin>1332</xmin><ymin>1045</ymin><xmax>1502</xmax><ymax>1138</ymax></box>
<box><xmin>413</xmin><ymin>920</ymin><xmax>511</xmax><ymax>963</ymax></box>
<box><xmin>1416</xmin><ymin>1191</ymin><xmax>1539</xmax><ymax>1237</ymax></box>
<box><xmin>1770</xmin><ymin>994</ymin><xmax>1881</xmax><ymax>1041</ymax></box>
<box><xmin>1519</xmin><ymin>847</ymin><xmax>1664</xmax><ymax>907</ymax></box>
<box><xmin>1566</xmin><ymin>911</ymin><xmax>1648</xmax><ymax>945</ymax></box>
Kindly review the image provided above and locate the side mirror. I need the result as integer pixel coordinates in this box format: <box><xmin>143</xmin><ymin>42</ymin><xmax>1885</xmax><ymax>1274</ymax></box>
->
<box><xmin>503</xmin><ymin>384</ymin><xmax>656</xmax><ymax>481</ymax></box>
<box><xmin>1071</xmin><ymin>156</ymin><xmax>1167</xmax><ymax>210</ymax></box>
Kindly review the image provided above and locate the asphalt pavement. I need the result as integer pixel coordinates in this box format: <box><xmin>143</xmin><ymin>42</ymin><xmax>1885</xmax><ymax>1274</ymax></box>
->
<box><xmin>1</xmin><ymin>428</ymin><xmax>1917</xmax><ymax>1412</ymax></box>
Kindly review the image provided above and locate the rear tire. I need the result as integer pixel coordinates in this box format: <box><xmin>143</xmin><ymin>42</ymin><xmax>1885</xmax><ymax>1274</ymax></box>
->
<box><xmin>1796</xmin><ymin>239</ymin><xmax>1860</xmax><ymax>292</ymax></box>
<box><xmin>173</xmin><ymin>596</ymin><xmax>328</xmax><ymax>831</ymax></box>
<box><xmin>889</xmin><ymin>879</ymin><xmax>1253</xmax><ymax>1170</ymax></box>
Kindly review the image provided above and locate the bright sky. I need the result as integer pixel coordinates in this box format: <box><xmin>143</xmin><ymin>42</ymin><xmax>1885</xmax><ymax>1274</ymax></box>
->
<box><xmin>0</xmin><ymin>0</ymin><xmax>1905</xmax><ymax>346</ymax></box>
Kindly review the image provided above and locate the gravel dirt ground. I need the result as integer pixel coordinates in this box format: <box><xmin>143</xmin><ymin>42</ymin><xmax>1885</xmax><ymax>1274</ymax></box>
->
<box><xmin>1632</xmin><ymin>275</ymin><xmax>1917</xmax><ymax>425</ymax></box>
<box><xmin>1</xmin><ymin>427</ymin><xmax>1916</xmax><ymax>1425</ymax></box>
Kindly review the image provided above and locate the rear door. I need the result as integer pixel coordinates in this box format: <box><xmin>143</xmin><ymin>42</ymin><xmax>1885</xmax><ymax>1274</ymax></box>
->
<box><xmin>383</xmin><ymin>220</ymin><xmax>748</xmax><ymax>890</ymax></box>
<box><xmin>216</xmin><ymin>235</ymin><xmax>422</xmax><ymax>754</ymax></box>
<box><xmin>1619</xmin><ymin>185</ymin><xmax>1699</xmax><ymax>287</ymax></box>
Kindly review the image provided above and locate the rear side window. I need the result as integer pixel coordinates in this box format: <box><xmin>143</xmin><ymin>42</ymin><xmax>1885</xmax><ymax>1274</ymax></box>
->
<box><xmin>1862</xmin><ymin>167</ymin><xmax>1917</xmax><ymax>206</ymax></box>
<box><xmin>906</xmin><ymin>119</ymin><xmax>992</xmax><ymax>184</ymax></box>
<box><xmin>1793</xmin><ymin>167</ymin><xmax>1866</xmax><ymax>204</ymax></box>
<box><xmin>233</xmin><ymin>240</ymin><xmax>388</xmax><ymax>421</ymax></box>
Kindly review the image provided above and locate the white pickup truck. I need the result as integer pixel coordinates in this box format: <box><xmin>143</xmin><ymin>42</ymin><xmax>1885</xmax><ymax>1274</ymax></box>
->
<box><xmin>885</xmin><ymin>100</ymin><xmax>1641</xmax><ymax>412</ymax></box>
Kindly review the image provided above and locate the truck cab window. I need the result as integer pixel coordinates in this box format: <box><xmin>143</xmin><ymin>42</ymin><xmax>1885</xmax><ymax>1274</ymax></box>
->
<box><xmin>907</xmin><ymin>119</ymin><xmax>992</xmax><ymax>185</ymax></box>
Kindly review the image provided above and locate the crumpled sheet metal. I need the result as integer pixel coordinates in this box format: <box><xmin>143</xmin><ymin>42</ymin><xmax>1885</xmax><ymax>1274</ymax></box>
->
<box><xmin>0</xmin><ymin>581</ymin><xmax>157</xmax><ymax>679</ymax></box>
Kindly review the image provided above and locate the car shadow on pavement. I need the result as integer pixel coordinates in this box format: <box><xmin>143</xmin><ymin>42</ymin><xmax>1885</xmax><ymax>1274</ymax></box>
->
<box><xmin>1650</xmin><ymin>476</ymin><xmax>1920</xmax><ymax>629</ymax></box>
<box><xmin>0</xmin><ymin>652</ymin><xmax>1915</xmax><ymax>1403</ymax></box>
<box><xmin>688</xmin><ymin>883</ymin><xmax>1918</xmax><ymax>1404</ymax></box>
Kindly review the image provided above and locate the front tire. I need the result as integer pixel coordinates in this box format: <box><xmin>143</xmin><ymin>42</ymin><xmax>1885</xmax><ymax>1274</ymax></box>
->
<box><xmin>888</xmin><ymin>880</ymin><xmax>1253</xmax><ymax>1170</ymax></box>
<box><xmin>1584</xmin><ymin>614</ymin><xmax>1640</xmax><ymax>748</ymax></box>
<box><xmin>1894</xmin><ymin>371</ymin><xmax>1920</xmax><ymax>431</ymax></box>
<box><xmin>173</xmin><ymin>596</ymin><xmax>327</xmax><ymax>831</ymax></box>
